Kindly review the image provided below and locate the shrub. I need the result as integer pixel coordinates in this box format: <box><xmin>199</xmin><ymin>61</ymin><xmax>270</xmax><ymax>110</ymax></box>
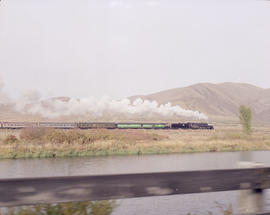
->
<box><xmin>239</xmin><ymin>105</ymin><xmax>252</xmax><ymax>135</ymax></box>
<box><xmin>20</xmin><ymin>128</ymin><xmax>48</xmax><ymax>141</ymax></box>
<box><xmin>42</xmin><ymin>129</ymin><xmax>69</xmax><ymax>144</ymax></box>
<box><xmin>1</xmin><ymin>200</ymin><xmax>115</xmax><ymax>215</ymax></box>
<box><xmin>3</xmin><ymin>135</ymin><xmax>18</xmax><ymax>144</ymax></box>
<box><xmin>90</xmin><ymin>201</ymin><xmax>115</xmax><ymax>215</ymax></box>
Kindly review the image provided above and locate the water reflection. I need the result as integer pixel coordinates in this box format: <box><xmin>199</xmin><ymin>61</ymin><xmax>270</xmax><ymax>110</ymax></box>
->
<box><xmin>2</xmin><ymin>151</ymin><xmax>269</xmax><ymax>179</ymax></box>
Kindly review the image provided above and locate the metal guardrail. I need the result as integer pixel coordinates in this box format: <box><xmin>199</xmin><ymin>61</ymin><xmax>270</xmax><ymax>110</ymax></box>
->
<box><xmin>0</xmin><ymin>167</ymin><xmax>270</xmax><ymax>208</ymax></box>
<box><xmin>241</xmin><ymin>214</ymin><xmax>270</xmax><ymax>215</ymax></box>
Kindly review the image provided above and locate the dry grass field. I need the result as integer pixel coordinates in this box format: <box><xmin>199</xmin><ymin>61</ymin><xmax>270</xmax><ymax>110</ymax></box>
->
<box><xmin>0</xmin><ymin>125</ymin><xmax>270</xmax><ymax>159</ymax></box>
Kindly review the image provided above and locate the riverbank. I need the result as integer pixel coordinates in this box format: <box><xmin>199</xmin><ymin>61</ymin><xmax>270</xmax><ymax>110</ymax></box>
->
<box><xmin>0</xmin><ymin>126</ymin><xmax>270</xmax><ymax>159</ymax></box>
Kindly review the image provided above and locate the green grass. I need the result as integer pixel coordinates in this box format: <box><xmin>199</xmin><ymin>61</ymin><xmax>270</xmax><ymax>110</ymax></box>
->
<box><xmin>0</xmin><ymin>201</ymin><xmax>115</xmax><ymax>215</ymax></box>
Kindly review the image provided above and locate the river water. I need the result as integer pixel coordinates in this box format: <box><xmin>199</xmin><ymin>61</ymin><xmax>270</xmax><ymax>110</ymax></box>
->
<box><xmin>1</xmin><ymin>151</ymin><xmax>270</xmax><ymax>215</ymax></box>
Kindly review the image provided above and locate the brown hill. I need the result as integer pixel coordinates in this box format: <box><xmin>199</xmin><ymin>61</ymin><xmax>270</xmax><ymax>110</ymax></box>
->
<box><xmin>130</xmin><ymin>83</ymin><xmax>270</xmax><ymax>123</ymax></box>
<box><xmin>0</xmin><ymin>83</ymin><xmax>269</xmax><ymax>123</ymax></box>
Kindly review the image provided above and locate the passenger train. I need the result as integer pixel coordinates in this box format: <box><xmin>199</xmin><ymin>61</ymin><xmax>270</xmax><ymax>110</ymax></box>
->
<box><xmin>0</xmin><ymin>122</ymin><xmax>214</xmax><ymax>130</ymax></box>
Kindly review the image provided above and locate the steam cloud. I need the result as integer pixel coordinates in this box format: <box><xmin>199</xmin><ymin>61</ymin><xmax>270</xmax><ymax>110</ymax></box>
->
<box><xmin>0</xmin><ymin>78</ymin><xmax>208</xmax><ymax>120</ymax></box>
<box><xmin>0</xmin><ymin>76</ymin><xmax>9</xmax><ymax>104</ymax></box>
<box><xmin>15</xmin><ymin>95</ymin><xmax>208</xmax><ymax>120</ymax></box>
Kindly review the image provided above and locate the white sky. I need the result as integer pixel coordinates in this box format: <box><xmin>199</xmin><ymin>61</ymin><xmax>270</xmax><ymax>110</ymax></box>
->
<box><xmin>0</xmin><ymin>0</ymin><xmax>270</xmax><ymax>99</ymax></box>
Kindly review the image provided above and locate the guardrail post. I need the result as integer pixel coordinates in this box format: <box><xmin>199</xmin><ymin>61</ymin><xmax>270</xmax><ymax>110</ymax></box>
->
<box><xmin>238</xmin><ymin>157</ymin><xmax>265</xmax><ymax>214</ymax></box>
<box><xmin>238</xmin><ymin>187</ymin><xmax>264</xmax><ymax>214</ymax></box>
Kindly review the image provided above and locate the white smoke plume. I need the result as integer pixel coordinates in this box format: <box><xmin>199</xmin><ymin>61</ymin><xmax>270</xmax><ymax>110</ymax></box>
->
<box><xmin>15</xmin><ymin>95</ymin><xmax>208</xmax><ymax>120</ymax></box>
<box><xmin>0</xmin><ymin>75</ymin><xmax>10</xmax><ymax>104</ymax></box>
<box><xmin>15</xmin><ymin>89</ymin><xmax>41</xmax><ymax>109</ymax></box>
<box><xmin>0</xmin><ymin>77</ymin><xmax>208</xmax><ymax>120</ymax></box>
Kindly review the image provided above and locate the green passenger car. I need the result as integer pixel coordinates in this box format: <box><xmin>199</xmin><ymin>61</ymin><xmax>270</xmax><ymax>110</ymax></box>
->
<box><xmin>153</xmin><ymin>124</ymin><xmax>166</xmax><ymax>129</ymax></box>
<box><xmin>117</xmin><ymin>124</ymin><xmax>141</xmax><ymax>129</ymax></box>
<box><xmin>142</xmin><ymin>124</ymin><xmax>153</xmax><ymax>129</ymax></box>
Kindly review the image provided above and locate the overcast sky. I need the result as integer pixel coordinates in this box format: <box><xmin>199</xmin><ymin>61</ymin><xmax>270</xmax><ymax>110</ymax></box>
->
<box><xmin>0</xmin><ymin>0</ymin><xmax>270</xmax><ymax>99</ymax></box>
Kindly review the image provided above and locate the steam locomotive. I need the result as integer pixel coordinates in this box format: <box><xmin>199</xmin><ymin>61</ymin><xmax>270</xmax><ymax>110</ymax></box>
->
<box><xmin>0</xmin><ymin>122</ymin><xmax>214</xmax><ymax>130</ymax></box>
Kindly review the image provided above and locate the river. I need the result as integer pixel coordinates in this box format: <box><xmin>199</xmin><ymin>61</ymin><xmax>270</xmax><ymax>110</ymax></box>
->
<box><xmin>1</xmin><ymin>151</ymin><xmax>270</xmax><ymax>215</ymax></box>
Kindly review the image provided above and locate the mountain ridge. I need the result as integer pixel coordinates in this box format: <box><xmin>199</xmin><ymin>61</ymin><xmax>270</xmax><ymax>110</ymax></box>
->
<box><xmin>130</xmin><ymin>82</ymin><xmax>270</xmax><ymax>122</ymax></box>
